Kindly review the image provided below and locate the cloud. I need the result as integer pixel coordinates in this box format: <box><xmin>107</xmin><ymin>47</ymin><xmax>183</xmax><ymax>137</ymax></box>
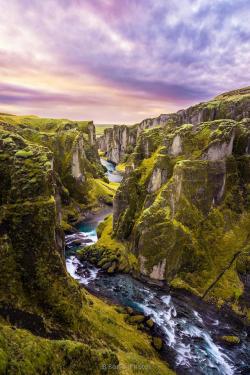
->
<box><xmin>0</xmin><ymin>83</ymin><xmax>104</xmax><ymax>105</ymax></box>
<box><xmin>0</xmin><ymin>0</ymin><xmax>249</xmax><ymax>123</ymax></box>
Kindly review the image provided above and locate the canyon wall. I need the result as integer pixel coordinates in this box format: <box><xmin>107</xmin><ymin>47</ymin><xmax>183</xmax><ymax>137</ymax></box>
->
<box><xmin>0</xmin><ymin>116</ymin><xmax>107</xmax><ymax>327</ymax></box>
<box><xmin>98</xmin><ymin>87</ymin><xmax>250</xmax><ymax>164</ymax></box>
<box><xmin>111</xmin><ymin>87</ymin><xmax>250</xmax><ymax>321</ymax></box>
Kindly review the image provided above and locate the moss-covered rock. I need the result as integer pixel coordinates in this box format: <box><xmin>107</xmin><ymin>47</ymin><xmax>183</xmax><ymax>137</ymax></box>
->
<box><xmin>146</xmin><ymin>319</ymin><xmax>154</xmax><ymax>328</ymax></box>
<box><xmin>0</xmin><ymin>324</ymin><xmax>118</xmax><ymax>375</ymax></box>
<box><xmin>98</xmin><ymin>87</ymin><xmax>250</xmax><ymax>164</ymax></box>
<box><xmin>152</xmin><ymin>337</ymin><xmax>163</xmax><ymax>351</ymax></box>
<box><xmin>127</xmin><ymin>315</ymin><xmax>145</xmax><ymax>325</ymax></box>
<box><xmin>78</xmin><ymin>215</ymin><xmax>138</xmax><ymax>274</ymax></box>
<box><xmin>220</xmin><ymin>335</ymin><xmax>240</xmax><ymax>345</ymax></box>
<box><xmin>0</xmin><ymin>115</ymin><xmax>112</xmax><ymax>222</ymax></box>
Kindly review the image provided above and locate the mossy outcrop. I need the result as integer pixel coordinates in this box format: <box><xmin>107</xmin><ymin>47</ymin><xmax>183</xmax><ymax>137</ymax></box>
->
<box><xmin>0</xmin><ymin>115</ymin><xmax>116</xmax><ymax>230</ymax></box>
<box><xmin>112</xmin><ymin>87</ymin><xmax>250</xmax><ymax>322</ymax></box>
<box><xmin>78</xmin><ymin>215</ymin><xmax>138</xmax><ymax>274</ymax></box>
<box><xmin>219</xmin><ymin>335</ymin><xmax>240</xmax><ymax>345</ymax></box>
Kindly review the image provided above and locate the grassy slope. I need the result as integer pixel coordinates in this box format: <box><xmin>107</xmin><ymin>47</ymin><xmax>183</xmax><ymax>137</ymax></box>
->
<box><xmin>0</xmin><ymin>113</ymin><xmax>90</xmax><ymax>132</ymax></box>
<box><xmin>95</xmin><ymin>124</ymin><xmax>114</xmax><ymax>136</ymax></box>
<box><xmin>0</xmin><ymin>289</ymin><xmax>174</xmax><ymax>375</ymax></box>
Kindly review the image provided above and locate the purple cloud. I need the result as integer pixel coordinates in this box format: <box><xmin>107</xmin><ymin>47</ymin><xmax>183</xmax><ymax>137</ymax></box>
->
<box><xmin>0</xmin><ymin>0</ymin><xmax>249</xmax><ymax>122</ymax></box>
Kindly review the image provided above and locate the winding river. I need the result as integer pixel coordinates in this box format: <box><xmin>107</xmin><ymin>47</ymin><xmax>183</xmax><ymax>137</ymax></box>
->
<box><xmin>66</xmin><ymin>159</ymin><xmax>250</xmax><ymax>375</ymax></box>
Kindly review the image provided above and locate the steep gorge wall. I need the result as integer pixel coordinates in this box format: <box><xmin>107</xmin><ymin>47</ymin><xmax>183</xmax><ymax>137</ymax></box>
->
<box><xmin>112</xmin><ymin>87</ymin><xmax>250</xmax><ymax>320</ymax></box>
<box><xmin>0</xmin><ymin>126</ymin><xmax>83</xmax><ymax>326</ymax></box>
<box><xmin>98</xmin><ymin>115</ymin><xmax>171</xmax><ymax>164</ymax></box>
<box><xmin>0</xmin><ymin>116</ymin><xmax>110</xmax><ymax>323</ymax></box>
<box><xmin>98</xmin><ymin>87</ymin><xmax>250</xmax><ymax>164</ymax></box>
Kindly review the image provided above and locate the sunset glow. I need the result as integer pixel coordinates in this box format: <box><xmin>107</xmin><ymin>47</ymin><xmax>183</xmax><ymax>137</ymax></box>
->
<box><xmin>0</xmin><ymin>0</ymin><xmax>250</xmax><ymax>123</ymax></box>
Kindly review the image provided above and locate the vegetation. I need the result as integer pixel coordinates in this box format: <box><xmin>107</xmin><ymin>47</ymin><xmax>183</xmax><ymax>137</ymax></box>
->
<box><xmin>0</xmin><ymin>115</ymin><xmax>173</xmax><ymax>374</ymax></box>
<box><xmin>1</xmin><ymin>87</ymin><xmax>250</xmax><ymax>373</ymax></box>
<box><xmin>78</xmin><ymin>215</ymin><xmax>138</xmax><ymax>273</ymax></box>
<box><xmin>0</xmin><ymin>114</ymin><xmax>117</xmax><ymax>229</ymax></box>
<box><xmin>220</xmin><ymin>335</ymin><xmax>240</xmax><ymax>345</ymax></box>
<box><xmin>95</xmin><ymin>124</ymin><xmax>114</xmax><ymax>136</ymax></box>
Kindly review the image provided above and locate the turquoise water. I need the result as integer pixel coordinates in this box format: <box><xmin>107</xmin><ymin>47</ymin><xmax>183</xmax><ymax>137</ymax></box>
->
<box><xmin>77</xmin><ymin>222</ymin><xmax>97</xmax><ymax>235</ymax></box>
<box><xmin>100</xmin><ymin>158</ymin><xmax>123</xmax><ymax>182</ymax></box>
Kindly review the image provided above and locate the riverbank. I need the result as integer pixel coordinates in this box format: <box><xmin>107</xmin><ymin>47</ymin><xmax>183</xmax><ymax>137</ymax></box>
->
<box><xmin>67</xmin><ymin>256</ymin><xmax>250</xmax><ymax>375</ymax></box>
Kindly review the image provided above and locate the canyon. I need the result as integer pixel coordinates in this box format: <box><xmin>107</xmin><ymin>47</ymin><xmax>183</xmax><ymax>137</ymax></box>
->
<box><xmin>98</xmin><ymin>87</ymin><xmax>250</xmax><ymax>164</ymax></box>
<box><xmin>0</xmin><ymin>86</ymin><xmax>250</xmax><ymax>374</ymax></box>
<box><xmin>85</xmin><ymin>87</ymin><xmax>250</xmax><ymax>328</ymax></box>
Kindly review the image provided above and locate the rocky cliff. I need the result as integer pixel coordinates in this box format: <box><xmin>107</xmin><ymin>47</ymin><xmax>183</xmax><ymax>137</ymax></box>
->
<box><xmin>0</xmin><ymin>115</ymin><xmax>118</xmax><ymax>231</ymax></box>
<box><xmin>111</xmin><ymin>87</ymin><xmax>250</xmax><ymax>322</ymax></box>
<box><xmin>0</xmin><ymin>115</ymin><xmax>172</xmax><ymax>374</ymax></box>
<box><xmin>98</xmin><ymin>116</ymin><xmax>168</xmax><ymax>164</ymax></box>
<box><xmin>98</xmin><ymin>87</ymin><xmax>250</xmax><ymax>164</ymax></box>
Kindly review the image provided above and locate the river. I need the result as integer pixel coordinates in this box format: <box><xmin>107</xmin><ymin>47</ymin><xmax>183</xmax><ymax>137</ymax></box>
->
<box><xmin>66</xmin><ymin>159</ymin><xmax>250</xmax><ymax>375</ymax></box>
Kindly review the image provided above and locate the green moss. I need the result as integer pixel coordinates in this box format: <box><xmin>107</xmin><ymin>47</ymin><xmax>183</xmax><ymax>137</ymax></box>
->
<box><xmin>78</xmin><ymin>215</ymin><xmax>138</xmax><ymax>273</ymax></box>
<box><xmin>83</xmin><ymin>294</ymin><xmax>174</xmax><ymax>375</ymax></box>
<box><xmin>127</xmin><ymin>315</ymin><xmax>145</xmax><ymax>324</ymax></box>
<box><xmin>116</xmin><ymin>163</ymin><xmax>126</xmax><ymax>173</ymax></box>
<box><xmin>88</xmin><ymin>179</ymin><xmax>119</xmax><ymax>206</ymax></box>
<box><xmin>111</xmin><ymin>114</ymin><xmax>250</xmax><ymax>320</ymax></box>
<box><xmin>152</xmin><ymin>337</ymin><xmax>163</xmax><ymax>351</ymax></box>
<box><xmin>220</xmin><ymin>335</ymin><xmax>240</xmax><ymax>345</ymax></box>
<box><xmin>15</xmin><ymin>149</ymin><xmax>34</xmax><ymax>158</ymax></box>
<box><xmin>95</xmin><ymin>124</ymin><xmax>113</xmax><ymax>136</ymax></box>
<box><xmin>146</xmin><ymin>319</ymin><xmax>154</xmax><ymax>328</ymax></box>
<box><xmin>0</xmin><ymin>324</ymin><xmax>118</xmax><ymax>375</ymax></box>
<box><xmin>0</xmin><ymin>120</ymin><xmax>174</xmax><ymax>375</ymax></box>
<box><xmin>96</xmin><ymin>215</ymin><xmax>125</xmax><ymax>251</ymax></box>
<box><xmin>170</xmin><ymin>278</ymin><xmax>200</xmax><ymax>295</ymax></box>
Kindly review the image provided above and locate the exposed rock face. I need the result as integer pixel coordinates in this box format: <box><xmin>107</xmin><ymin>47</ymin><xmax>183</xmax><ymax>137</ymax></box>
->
<box><xmin>204</xmin><ymin>131</ymin><xmax>235</xmax><ymax>161</ymax></box>
<box><xmin>147</xmin><ymin>167</ymin><xmax>168</xmax><ymax>193</ymax></box>
<box><xmin>170</xmin><ymin>134</ymin><xmax>182</xmax><ymax>156</ymax></box>
<box><xmin>71</xmin><ymin>136</ymin><xmax>85</xmax><ymax>181</ymax></box>
<box><xmin>150</xmin><ymin>259</ymin><xmax>166</xmax><ymax>280</ymax></box>
<box><xmin>98</xmin><ymin>115</ymin><xmax>169</xmax><ymax>163</ymax></box>
<box><xmin>87</xmin><ymin>121</ymin><xmax>96</xmax><ymax>145</ymax></box>
<box><xmin>98</xmin><ymin>87</ymin><xmax>250</xmax><ymax>164</ymax></box>
<box><xmin>98</xmin><ymin>125</ymin><xmax>137</xmax><ymax>164</ymax></box>
<box><xmin>112</xmin><ymin>87</ymin><xmax>250</xmax><ymax>320</ymax></box>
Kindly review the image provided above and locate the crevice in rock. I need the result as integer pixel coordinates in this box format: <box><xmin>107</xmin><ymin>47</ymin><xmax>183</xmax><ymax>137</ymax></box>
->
<box><xmin>202</xmin><ymin>251</ymin><xmax>242</xmax><ymax>299</ymax></box>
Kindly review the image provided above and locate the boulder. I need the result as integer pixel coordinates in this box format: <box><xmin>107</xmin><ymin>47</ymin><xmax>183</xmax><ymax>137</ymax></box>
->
<box><xmin>152</xmin><ymin>337</ymin><xmax>163</xmax><ymax>351</ymax></box>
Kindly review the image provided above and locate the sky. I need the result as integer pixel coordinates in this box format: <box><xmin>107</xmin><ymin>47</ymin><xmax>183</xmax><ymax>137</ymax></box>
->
<box><xmin>0</xmin><ymin>0</ymin><xmax>250</xmax><ymax>124</ymax></box>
